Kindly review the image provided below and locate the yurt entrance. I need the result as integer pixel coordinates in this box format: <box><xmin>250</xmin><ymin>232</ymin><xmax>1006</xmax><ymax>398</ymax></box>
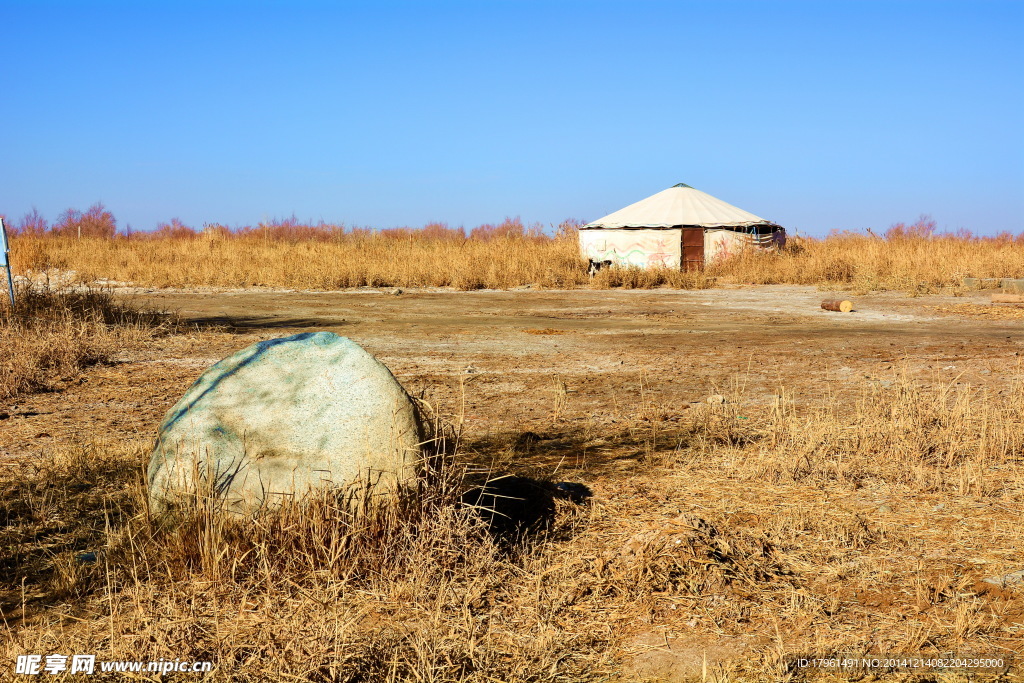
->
<box><xmin>682</xmin><ymin>228</ymin><xmax>705</xmax><ymax>271</ymax></box>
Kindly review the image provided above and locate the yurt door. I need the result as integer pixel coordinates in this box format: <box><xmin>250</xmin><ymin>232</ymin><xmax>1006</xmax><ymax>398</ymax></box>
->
<box><xmin>682</xmin><ymin>228</ymin><xmax>705</xmax><ymax>271</ymax></box>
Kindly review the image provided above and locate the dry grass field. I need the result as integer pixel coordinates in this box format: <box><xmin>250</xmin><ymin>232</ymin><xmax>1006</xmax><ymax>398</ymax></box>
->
<box><xmin>0</xmin><ymin>284</ymin><xmax>180</xmax><ymax>401</ymax></box>
<box><xmin>6</xmin><ymin>215</ymin><xmax>1022</xmax><ymax>292</ymax></box>
<box><xmin>2</xmin><ymin>219</ymin><xmax>1023</xmax><ymax>681</ymax></box>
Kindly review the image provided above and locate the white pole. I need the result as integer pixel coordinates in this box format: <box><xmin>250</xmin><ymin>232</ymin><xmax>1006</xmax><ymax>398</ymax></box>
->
<box><xmin>0</xmin><ymin>218</ymin><xmax>14</xmax><ymax>308</ymax></box>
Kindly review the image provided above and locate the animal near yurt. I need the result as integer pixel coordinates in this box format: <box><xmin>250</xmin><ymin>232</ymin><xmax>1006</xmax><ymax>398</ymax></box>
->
<box><xmin>580</xmin><ymin>183</ymin><xmax>785</xmax><ymax>271</ymax></box>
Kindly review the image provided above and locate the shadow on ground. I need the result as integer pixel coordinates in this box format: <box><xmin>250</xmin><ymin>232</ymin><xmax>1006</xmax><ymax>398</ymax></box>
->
<box><xmin>459</xmin><ymin>474</ymin><xmax>592</xmax><ymax>543</ymax></box>
<box><xmin>185</xmin><ymin>315</ymin><xmax>348</xmax><ymax>333</ymax></box>
<box><xmin>462</xmin><ymin>427</ymin><xmax>674</xmax><ymax>474</ymax></box>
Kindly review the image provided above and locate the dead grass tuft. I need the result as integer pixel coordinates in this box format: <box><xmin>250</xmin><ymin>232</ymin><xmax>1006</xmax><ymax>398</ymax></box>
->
<box><xmin>752</xmin><ymin>375</ymin><xmax>1024</xmax><ymax>495</ymax></box>
<box><xmin>588</xmin><ymin>266</ymin><xmax>715</xmax><ymax>290</ymax></box>
<box><xmin>0</xmin><ymin>283</ymin><xmax>181</xmax><ymax>400</ymax></box>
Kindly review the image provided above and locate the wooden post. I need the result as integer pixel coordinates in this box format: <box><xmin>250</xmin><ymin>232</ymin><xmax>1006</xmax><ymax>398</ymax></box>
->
<box><xmin>821</xmin><ymin>299</ymin><xmax>854</xmax><ymax>312</ymax></box>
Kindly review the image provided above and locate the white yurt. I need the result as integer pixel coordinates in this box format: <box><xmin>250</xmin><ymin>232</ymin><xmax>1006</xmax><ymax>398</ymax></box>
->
<box><xmin>580</xmin><ymin>183</ymin><xmax>785</xmax><ymax>270</ymax></box>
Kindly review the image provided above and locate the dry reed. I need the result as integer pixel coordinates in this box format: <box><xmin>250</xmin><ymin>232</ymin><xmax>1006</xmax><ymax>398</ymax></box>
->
<box><xmin>708</xmin><ymin>226</ymin><xmax>1024</xmax><ymax>294</ymax></box>
<box><xmin>9</xmin><ymin>217</ymin><xmax>1020</xmax><ymax>293</ymax></box>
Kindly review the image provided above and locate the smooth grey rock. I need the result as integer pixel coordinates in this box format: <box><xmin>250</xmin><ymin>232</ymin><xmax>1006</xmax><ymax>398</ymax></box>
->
<box><xmin>148</xmin><ymin>332</ymin><xmax>422</xmax><ymax>514</ymax></box>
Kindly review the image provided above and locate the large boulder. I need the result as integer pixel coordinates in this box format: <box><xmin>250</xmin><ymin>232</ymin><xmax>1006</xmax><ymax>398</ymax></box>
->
<box><xmin>148</xmin><ymin>332</ymin><xmax>423</xmax><ymax>514</ymax></box>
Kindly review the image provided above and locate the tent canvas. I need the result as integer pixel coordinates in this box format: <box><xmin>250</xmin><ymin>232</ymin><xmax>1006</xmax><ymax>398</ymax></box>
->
<box><xmin>580</xmin><ymin>184</ymin><xmax>784</xmax><ymax>270</ymax></box>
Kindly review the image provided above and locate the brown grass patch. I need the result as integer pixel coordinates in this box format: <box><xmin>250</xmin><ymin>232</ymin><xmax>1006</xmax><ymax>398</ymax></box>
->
<box><xmin>10</xmin><ymin>231</ymin><xmax>594</xmax><ymax>291</ymax></box>
<box><xmin>0</xmin><ymin>439</ymin><xmax>617</xmax><ymax>681</ymax></box>
<box><xmin>524</xmin><ymin>328</ymin><xmax>567</xmax><ymax>335</ymax></box>
<box><xmin>2</xmin><ymin>370</ymin><xmax>1021</xmax><ymax>679</ymax></box>
<box><xmin>0</xmin><ymin>283</ymin><xmax>181</xmax><ymax>401</ymax></box>
<box><xmin>707</xmin><ymin>227</ymin><xmax>1024</xmax><ymax>293</ymax></box>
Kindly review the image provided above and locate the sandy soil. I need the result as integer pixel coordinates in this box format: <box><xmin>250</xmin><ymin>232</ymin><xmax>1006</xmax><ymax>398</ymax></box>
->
<box><xmin>3</xmin><ymin>285</ymin><xmax>1020</xmax><ymax>463</ymax></box>
<box><xmin>2</xmin><ymin>285</ymin><xmax>1022</xmax><ymax>679</ymax></box>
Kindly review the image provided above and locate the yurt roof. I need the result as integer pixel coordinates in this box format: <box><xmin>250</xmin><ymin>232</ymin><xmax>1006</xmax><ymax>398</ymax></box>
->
<box><xmin>584</xmin><ymin>183</ymin><xmax>778</xmax><ymax>229</ymax></box>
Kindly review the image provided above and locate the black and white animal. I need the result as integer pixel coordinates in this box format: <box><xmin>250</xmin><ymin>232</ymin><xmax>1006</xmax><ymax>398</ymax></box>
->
<box><xmin>587</xmin><ymin>259</ymin><xmax>614</xmax><ymax>277</ymax></box>
<box><xmin>459</xmin><ymin>475</ymin><xmax>592</xmax><ymax>540</ymax></box>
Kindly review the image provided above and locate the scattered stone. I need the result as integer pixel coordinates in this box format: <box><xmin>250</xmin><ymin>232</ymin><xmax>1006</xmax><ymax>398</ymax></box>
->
<box><xmin>705</xmin><ymin>394</ymin><xmax>726</xmax><ymax>405</ymax></box>
<box><xmin>877</xmin><ymin>505</ymin><xmax>892</xmax><ymax>513</ymax></box>
<box><xmin>391</xmin><ymin>288</ymin><xmax>403</xmax><ymax>295</ymax></box>
<box><xmin>981</xmin><ymin>570</ymin><xmax>1024</xmax><ymax>588</ymax></box>
<box><xmin>148</xmin><ymin>332</ymin><xmax>423</xmax><ymax>514</ymax></box>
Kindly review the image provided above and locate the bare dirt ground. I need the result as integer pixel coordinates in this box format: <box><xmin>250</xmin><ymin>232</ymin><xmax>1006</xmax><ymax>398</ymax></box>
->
<box><xmin>3</xmin><ymin>285</ymin><xmax>1022</xmax><ymax>679</ymax></box>
<box><xmin>3</xmin><ymin>285</ymin><xmax>1020</xmax><ymax>460</ymax></box>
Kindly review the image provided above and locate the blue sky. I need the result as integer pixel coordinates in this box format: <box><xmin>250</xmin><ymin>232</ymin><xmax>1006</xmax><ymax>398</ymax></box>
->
<box><xmin>2</xmin><ymin>0</ymin><xmax>1021</xmax><ymax>236</ymax></box>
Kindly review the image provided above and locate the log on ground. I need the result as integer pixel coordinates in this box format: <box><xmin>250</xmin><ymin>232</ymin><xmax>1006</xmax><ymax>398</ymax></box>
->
<box><xmin>821</xmin><ymin>299</ymin><xmax>854</xmax><ymax>313</ymax></box>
